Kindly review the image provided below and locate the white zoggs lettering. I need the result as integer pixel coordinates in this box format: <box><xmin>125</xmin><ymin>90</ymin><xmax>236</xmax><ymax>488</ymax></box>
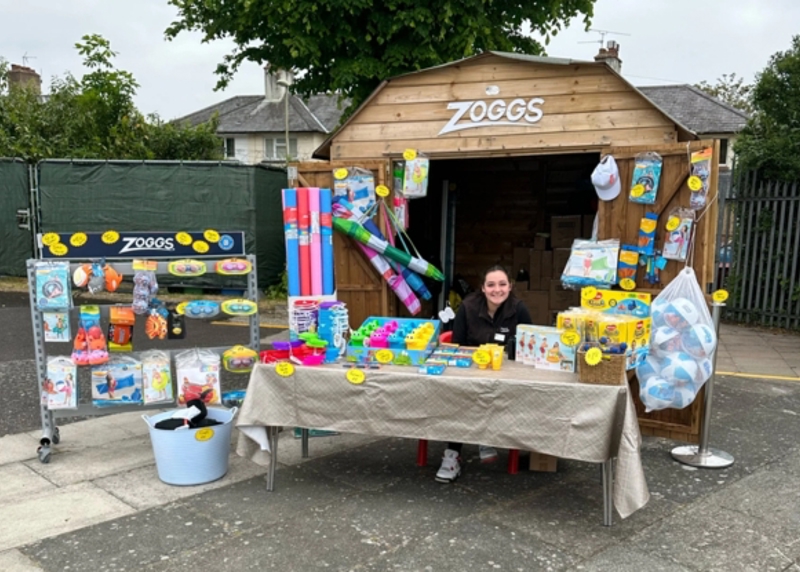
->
<box><xmin>438</xmin><ymin>97</ymin><xmax>545</xmax><ymax>135</ymax></box>
<box><xmin>118</xmin><ymin>236</ymin><xmax>176</xmax><ymax>254</ymax></box>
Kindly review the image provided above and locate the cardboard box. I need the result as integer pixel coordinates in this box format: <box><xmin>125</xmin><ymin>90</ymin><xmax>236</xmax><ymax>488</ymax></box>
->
<box><xmin>582</xmin><ymin>214</ymin><xmax>596</xmax><ymax>239</ymax></box>
<box><xmin>549</xmin><ymin>279</ymin><xmax>581</xmax><ymax>311</ymax></box>
<box><xmin>529</xmin><ymin>452</ymin><xmax>558</xmax><ymax>472</ymax></box>
<box><xmin>514</xmin><ymin>280</ymin><xmax>529</xmax><ymax>291</ymax></box>
<box><xmin>512</xmin><ymin>247</ymin><xmax>532</xmax><ymax>280</ymax></box>
<box><xmin>530</xmin><ymin>305</ymin><xmax>551</xmax><ymax>326</ymax></box>
<box><xmin>553</xmin><ymin>248</ymin><xmax>571</xmax><ymax>278</ymax></box>
<box><xmin>550</xmin><ymin>215</ymin><xmax>582</xmax><ymax>248</ymax></box>
<box><xmin>528</xmin><ymin>250</ymin><xmax>542</xmax><ymax>284</ymax></box>
<box><xmin>533</xmin><ymin>235</ymin><xmax>548</xmax><ymax>250</ymax></box>
<box><xmin>540</xmin><ymin>251</ymin><xmax>553</xmax><ymax>280</ymax></box>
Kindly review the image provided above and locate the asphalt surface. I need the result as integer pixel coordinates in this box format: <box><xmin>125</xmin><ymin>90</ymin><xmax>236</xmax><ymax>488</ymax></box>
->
<box><xmin>0</xmin><ymin>291</ymin><xmax>283</xmax><ymax>438</ymax></box>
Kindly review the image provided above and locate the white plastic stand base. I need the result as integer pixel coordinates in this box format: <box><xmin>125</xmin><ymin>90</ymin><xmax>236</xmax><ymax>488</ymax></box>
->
<box><xmin>671</xmin><ymin>445</ymin><xmax>734</xmax><ymax>468</ymax></box>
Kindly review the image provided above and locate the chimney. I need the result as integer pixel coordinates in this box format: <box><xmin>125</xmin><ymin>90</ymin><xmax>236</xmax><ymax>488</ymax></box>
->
<box><xmin>8</xmin><ymin>64</ymin><xmax>41</xmax><ymax>94</ymax></box>
<box><xmin>263</xmin><ymin>64</ymin><xmax>293</xmax><ymax>102</ymax></box>
<box><xmin>594</xmin><ymin>40</ymin><xmax>622</xmax><ymax>73</ymax></box>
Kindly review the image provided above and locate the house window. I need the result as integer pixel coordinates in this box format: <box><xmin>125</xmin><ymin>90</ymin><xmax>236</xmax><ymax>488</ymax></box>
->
<box><xmin>719</xmin><ymin>139</ymin><xmax>729</xmax><ymax>164</ymax></box>
<box><xmin>264</xmin><ymin>137</ymin><xmax>298</xmax><ymax>160</ymax></box>
<box><xmin>224</xmin><ymin>138</ymin><xmax>236</xmax><ymax>158</ymax></box>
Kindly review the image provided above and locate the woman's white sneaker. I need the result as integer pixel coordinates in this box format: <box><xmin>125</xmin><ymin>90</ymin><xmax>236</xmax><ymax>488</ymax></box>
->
<box><xmin>435</xmin><ymin>449</ymin><xmax>462</xmax><ymax>483</ymax></box>
<box><xmin>479</xmin><ymin>445</ymin><xmax>498</xmax><ymax>464</ymax></box>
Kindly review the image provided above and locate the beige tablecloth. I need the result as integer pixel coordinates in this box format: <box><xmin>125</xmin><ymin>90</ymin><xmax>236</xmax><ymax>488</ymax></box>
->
<box><xmin>237</xmin><ymin>361</ymin><xmax>649</xmax><ymax>519</ymax></box>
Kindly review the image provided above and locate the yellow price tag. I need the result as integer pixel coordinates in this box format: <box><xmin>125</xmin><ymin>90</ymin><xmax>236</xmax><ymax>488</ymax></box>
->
<box><xmin>176</xmin><ymin>301</ymin><xmax>189</xmax><ymax>315</ymax></box>
<box><xmin>666</xmin><ymin>216</ymin><xmax>680</xmax><ymax>231</ymax></box>
<box><xmin>41</xmin><ymin>233</ymin><xmax>60</xmax><ymax>247</ymax></box>
<box><xmin>584</xmin><ymin>347</ymin><xmax>603</xmax><ymax>366</ymax></box>
<box><xmin>375</xmin><ymin>184</ymin><xmax>390</xmax><ymax>197</ymax></box>
<box><xmin>195</xmin><ymin>428</ymin><xmax>215</xmax><ymax>441</ymax></box>
<box><xmin>630</xmin><ymin>184</ymin><xmax>645</xmax><ymax>198</ymax></box>
<box><xmin>560</xmin><ymin>331</ymin><xmax>580</xmax><ymax>347</ymax></box>
<box><xmin>334</xmin><ymin>168</ymin><xmax>348</xmax><ymax>180</ymax></box>
<box><xmin>402</xmin><ymin>149</ymin><xmax>417</xmax><ymax>161</ymax></box>
<box><xmin>619</xmin><ymin>278</ymin><xmax>636</xmax><ymax>291</ymax></box>
<box><xmin>375</xmin><ymin>349</ymin><xmax>394</xmax><ymax>364</ymax></box>
<box><xmin>688</xmin><ymin>176</ymin><xmax>703</xmax><ymax>191</ymax></box>
<box><xmin>175</xmin><ymin>232</ymin><xmax>193</xmax><ymax>246</ymax></box>
<box><xmin>712</xmin><ymin>289</ymin><xmax>729</xmax><ymax>303</ymax></box>
<box><xmin>102</xmin><ymin>230</ymin><xmax>120</xmax><ymax>244</ymax></box>
<box><xmin>472</xmin><ymin>350</ymin><xmax>491</xmax><ymax>366</ymax></box>
<box><xmin>49</xmin><ymin>243</ymin><xmax>68</xmax><ymax>257</ymax></box>
<box><xmin>203</xmin><ymin>229</ymin><xmax>220</xmax><ymax>243</ymax></box>
<box><xmin>581</xmin><ymin>286</ymin><xmax>598</xmax><ymax>301</ymax></box>
<box><xmin>69</xmin><ymin>233</ymin><xmax>87</xmax><ymax>247</ymax></box>
<box><xmin>275</xmin><ymin>362</ymin><xmax>295</xmax><ymax>377</ymax></box>
<box><xmin>346</xmin><ymin>368</ymin><xmax>365</xmax><ymax>384</ymax></box>
<box><xmin>192</xmin><ymin>240</ymin><xmax>210</xmax><ymax>253</ymax></box>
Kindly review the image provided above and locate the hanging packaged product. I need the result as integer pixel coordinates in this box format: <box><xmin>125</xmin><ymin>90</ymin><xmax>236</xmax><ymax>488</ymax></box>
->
<box><xmin>223</xmin><ymin>345</ymin><xmax>258</xmax><ymax>373</ymax></box>
<box><xmin>333</xmin><ymin>166</ymin><xmax>376</xmax><ymax>218</ymax></box>
<box><xmin>617</xmin><ymin>245</ymin><xmax>640</xmax><ymax>285</ymax></box>
<box><xmin>132</xmin><ymin>270</ymin><xmax>158</xmax><ymax>315</ymax></box>
<box><xmin>72</xmin><ymin>305</ymin><xmax>109</xmax><ymax>366</ymax></box>
<box><xmin>42</xmin><ymin>311</ymin><xmax>70</xmax><ymax>342</ymax></box>
<box><xmin>628</xmin><ymin>152</ymin><xmax>663</xmax><ymax>204</ymax></box>
<box><xmin>175</xmin><ymin>348</ymin><xmax>221</xmax><ymax>405</ymax></box>
<box><xmin>688</xmin><ymin>147</ymin><xmax>713</xmax><ymax>210</ymax></box>
<box><xmin>392</xmin><ymin>161</ymin><xmax>405</xmax><ymax>192</ymax></box>
<box><xmin>44</xmin><ymin>356</ymin><xmax>78</xmax><ymax>410</ymax></box>
<box><xmin>393</xmin><ymin>195</ymin><xmax>409</xmax><ymax>231</ymax></box>
<box><xmin>637</xmin><ymin>268</ymin><xmax>717</xmax><ymax>412</ymax></box>
<box><xmin>637</xmin><ymin>213</ymin><xmax>659</xmax><ymax>256</ymax></box>
<box><xmin>145</xmin><ymin>307</ymin><xmax>169</xmax><ymax>340</ymax></box>
<box><xmin>560</xmin><ymin>239</ymin><xmax>620</xmax><ymax>290</ymax></box>
<box><xmin>35</xmin><ymin>261</ymin><xmax>72</xmax><ymax>311</ymax></box>
<box><xmin>91</xmin><ymin>355</ymin><xmax>143</xmax><ymax>406</ymax></box>
<box><xmin>401</xmin><ymin>149</ymin><xmax>429</xmax><ymax>199</ymax></box>
<box><xmin>167</xmin><ymin>306</ymin><xmax>186</xmax><ymax>339</ymax></box>
<box><xmin>107</xmin><ymin>305</ymin><xmax>135</xmax><ymax>352</ymax></box>
<box><xmin>142</xmin><ymin>350</ymin><xmax>173</xmax><ymax>405</ymax></box>
<box><xmin>662</xmin><ymin>208</ymin><xmax>695</xmax><ymax>261</ymax></box>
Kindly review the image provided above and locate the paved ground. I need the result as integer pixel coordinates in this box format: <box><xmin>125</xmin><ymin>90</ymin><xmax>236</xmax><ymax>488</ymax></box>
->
<box><xmin>0</xmin><ymin>323</ymin><xmax>799</xmax><ymax>571</ymax></box>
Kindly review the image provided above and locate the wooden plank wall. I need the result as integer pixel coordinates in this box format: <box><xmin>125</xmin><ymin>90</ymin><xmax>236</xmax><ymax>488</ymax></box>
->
<box><xmin>330</xmin><ymin>55</ymin><xmax>680</xmax><ymax>160</ymax></box>
<box><xmin>294</xmin><ymin>160</ymin><xmax>395</xmax><ymax>327</ymax></box>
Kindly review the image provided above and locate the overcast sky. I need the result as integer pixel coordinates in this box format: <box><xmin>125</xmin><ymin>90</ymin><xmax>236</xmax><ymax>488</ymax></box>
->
<box><xmin>1</xmin><ymin>0</ymin><xmax>797</xmax><ymax>120</ymax></box>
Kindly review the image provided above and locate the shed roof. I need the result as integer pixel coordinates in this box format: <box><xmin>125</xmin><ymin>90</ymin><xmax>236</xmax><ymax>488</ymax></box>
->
<box><xmin>637</xmin><ymin>85</ymin><xmax>748</xmax><ymax>134</ymax></box>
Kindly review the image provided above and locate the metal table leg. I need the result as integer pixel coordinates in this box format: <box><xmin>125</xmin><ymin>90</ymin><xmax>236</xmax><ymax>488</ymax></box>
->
<box><xmin>602</xmin><ymin>459</ymin><xmax>614</xmax><ymax>526</ymax></box>
<box><xmin>301</xmin><ymin>428</ymin><xmax>309</xmax><ymax>458</ymax></box>
<box><xmin>266</xmin><ymin>426</ymin><xmax>279</xmax><ymax>492</ymax></box>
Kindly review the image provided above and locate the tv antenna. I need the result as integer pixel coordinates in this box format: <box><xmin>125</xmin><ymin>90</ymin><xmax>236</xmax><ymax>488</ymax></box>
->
<box><xmin>22</xmin><ymin>52</ymin><xmax>37</xmax><ymax>66</ymax></box>
<box><xmin>578</xmin><ymin>29</ymin><xmax>630</xmax><ymax>46</ymax></box>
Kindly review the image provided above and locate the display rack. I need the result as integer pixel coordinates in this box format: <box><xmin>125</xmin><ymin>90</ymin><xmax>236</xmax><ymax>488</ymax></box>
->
<box><xmin>27</xmin><ymin>254</ymin><xmax>259</xmax><ymax>463</ymax></box>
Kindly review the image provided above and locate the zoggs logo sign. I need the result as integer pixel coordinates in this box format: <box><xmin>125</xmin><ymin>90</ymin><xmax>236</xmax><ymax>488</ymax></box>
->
<box><xmin>438</xmin><ymin>97</ymin><xmax>545</xmax><ymax>136</ymax></box>
<box><xmin>119</xmin><ymin>236</ymin><xmax>175</xmax><ymax>254</ymax></box>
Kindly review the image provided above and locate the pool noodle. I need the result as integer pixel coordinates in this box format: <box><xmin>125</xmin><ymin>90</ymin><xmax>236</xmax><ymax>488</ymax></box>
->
<box><xmin>309</xmin><ymin>188</ymin><xmax>323</xmax><ymax>295</ymax></box>
<box><xmin>282</xmin><ymin>189</ymin><xmax>301</xmax><ymax>296</ymax></box>
<box><xmin>297</xmin><ymin>187</ymin><xmax>311</xmax><ymax>296</ymax></box>
<box><xmin>320</xmin><ymin>188</ymin><xmax>334</xmax><ymax>295</ymax></box>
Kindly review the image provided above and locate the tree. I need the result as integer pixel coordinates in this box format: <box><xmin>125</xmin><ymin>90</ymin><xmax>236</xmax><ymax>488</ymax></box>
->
<box><xmin>165</xmin><ymin>0</ymin><xmax>596</xmax><ymax>117</ymax></box>
<box><xmin>734</xmin><ymin>35</ymin><xmax>800</xmax><ymax>181</ymax></box>
<box><xmin>694</xmin><ymin>73</ymin><xmax>753</xmax><ymax>115</ymax></box>
<box><xmin>0</xmin><ymin>35</ymin><xmax>223</xmax><ymax>162</ymax></box>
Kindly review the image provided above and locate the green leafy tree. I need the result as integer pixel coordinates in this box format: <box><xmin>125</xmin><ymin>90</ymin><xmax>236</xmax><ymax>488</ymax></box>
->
<box><xmin>165</xmin><ymin>0</ymin><xmax>596</xmax><ymax>117</ymax></box>
<box><xmin>694</xmin><ymin>73</ymin><xmax>753</xmax><ymax>115</ymax></box>
<box><xmin>734</xmin><ymin>35</ymin><xmax>800</xmax><ymax>181</ymax></box>
<box><xmin>0</xmin><ymin>34</ymin><xmax>223</xmax><ymax>162</ymax></box>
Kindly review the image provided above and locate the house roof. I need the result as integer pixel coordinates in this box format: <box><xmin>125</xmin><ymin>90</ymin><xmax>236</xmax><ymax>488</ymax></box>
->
<box><xmin>637</xmin><ymin>85</ymin><xmax>749</xmax><ymax>134</ymax></box>
<box><xmin>173</xmin><ymin>93</ymin><xmax>347</xmax><ymax>134</ymax></box>
<box><xmin>313</xmin><ymin>51</ymin><xmax>698</xmax><ymax>159</ymax></box>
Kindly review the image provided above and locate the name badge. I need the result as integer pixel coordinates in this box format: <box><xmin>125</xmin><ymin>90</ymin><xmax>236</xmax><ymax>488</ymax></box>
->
<box><xmin>494</xmin><ymin>333</ymin><xmax>506</xmax><ymax>343</ymax></box>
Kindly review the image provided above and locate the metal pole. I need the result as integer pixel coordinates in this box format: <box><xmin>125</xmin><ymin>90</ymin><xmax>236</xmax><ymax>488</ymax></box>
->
<box><xmin>671</xmin><ymin>302</ymin><xmax>735</xmax><ymax>468</ymax></box>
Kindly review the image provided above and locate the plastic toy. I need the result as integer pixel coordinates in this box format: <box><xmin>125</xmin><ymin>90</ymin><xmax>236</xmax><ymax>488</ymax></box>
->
<box><xmin>168</xmin><ymin>259</ymin><xmax>207</xmax><ymax>277</ymax></box>
<box><xmin>35</xmin><ymin>261</ymin><xmax>71</xmax><ymax>311</ymax></box>
<box><xmin>132</xmin><ymin>271</ymin><xmax>158</xmax><ymax>315</ymax></box>
<box><xmin>221</xmin><ymin>298</ymin><xmax>258</xmax><ymax>316</ymax></box>
<box><xmin>561</xmin><ymin>239</ymin><xmax>619</xmax><ymax>289</ymax></box>
<box><xmin>223</xmin><ymin>345</ymin><xmax>258</xmax><ymax>373</ymax></box>
<box><xmin>215</xmin><ymin>258</ymin><xmax>252</xmax><ymax>275</ymax></box>
<box><xmin>91</xmin><ymin>358</ymin><xmax>143</xmax><ymax>405</ymax></box>
<box><xmin>145</xmin><ymin>309</ymin><xmax>168</xmax><ymax>340</ymax></box>
<box><xmin>44</xmin><ymin>357</ymin><xmax>77</xmax><ymax>410</ymax></box>
<box><xmin>107</xmin><ymin>305</ymin><xmax>135</xmax><ymax>352</ymax></box>
<box><xmin>184</xmin><ymin>300</ymin><xmax>221</xmax><ymax>319</ymax></box>
<box><xmin>142</xmin><ymin>350</ymin><xmax>173</xmax><ymax>404</ymax></box>
<box><xmin>175</xmin><ymin>348</ymin><xmax>221</xmax><ymax>405</ymax></box>
<box><xmin>637</xmin><ymin>213</ymin><xmax>659</xmax><ymax>256</ymax></box>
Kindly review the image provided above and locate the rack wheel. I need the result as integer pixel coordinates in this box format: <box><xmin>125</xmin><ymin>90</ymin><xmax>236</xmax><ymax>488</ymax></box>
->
<box><xmin>51</xmin><ymin>427</ymin><xmax>60</xmax><ymax>445</ymax></box>
<box><xmin>37</xmin><ymin>446</ymin><xmax>51</xmax><ymax>464</ymax></box>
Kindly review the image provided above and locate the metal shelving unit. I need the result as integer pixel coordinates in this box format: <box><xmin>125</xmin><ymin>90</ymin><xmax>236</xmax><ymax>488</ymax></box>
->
<box><xmin>27</xmin><ymin>254</ymin><xmax>259</xmax><ymax>463</ymax></box>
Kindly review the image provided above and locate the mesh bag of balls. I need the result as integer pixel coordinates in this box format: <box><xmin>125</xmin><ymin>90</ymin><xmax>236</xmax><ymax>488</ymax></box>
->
<box><xmin>636</xmin><ymin>268</ymin><xmax>717</xmax><ymax>412</ymax></box>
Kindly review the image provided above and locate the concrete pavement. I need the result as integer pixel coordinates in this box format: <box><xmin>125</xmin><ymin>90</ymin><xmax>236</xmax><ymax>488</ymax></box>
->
<box><xmin>0</xmin><ymin>323</ymin><xmax>799</xmax><ymax>571</ymax></box>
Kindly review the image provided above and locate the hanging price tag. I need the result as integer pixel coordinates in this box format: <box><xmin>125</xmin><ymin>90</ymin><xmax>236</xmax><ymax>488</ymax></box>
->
<box><xmin>275</xmin><ymin>362</ymin><xmax>295</xmax><ymax>377</ymax></box>
<box><xmin>560</xmin><ymin>331</ymin><xmax>580</xmax><ymax>347</ymax></box>
<box><xmin>688</xmin><ymin>176</ymin><xmax>703</xmax><ymax>191</ymax></box>
<box><xmin>176</xmin><ymin>301</ymin><xmax>189</xmax><ymax>315</ymax></box>
<box><xmin>192</xmin><ymin>240</ymin><xmax>210</xmax><ymax>253</ymax></box>
<box><xmin>619</xmin><ymin>278</ymin><xmax>636</xmax><ymax>291</ymax></box>
<box><xmin>581</xmin><ymin>286</ymin><xmax>598</xmax><ymax>301</ymax></box>
<box><xmin>630</xmin><ymin>184</ymin><xmax>645</xmax><ymax>198</ymax></box>
<box><xmin>175</xmin><ymin>232</ymin><xmax>193</xmax><ymax>246</ymax></box>
<box><xmin>41</xmin><ymin>233</ymin><xmax>60</xmax><ymax>246</ymax></box>
<box><xmin>375</xmin><ymin>185</ymin><xmax>390</xmax><ymax>197</ymax></box>
<box><xmin>49</xmin><ymin>243</ymin><xmax>68</xmax><ymax>257</ymax></box>
<box><xmin>666</xmin><ymin>216</ymin><xmax>680</xmax><ymax>231</ymax></box>
<box><xmin>712</xmin><ymin>289</ymin><xmax>729</xmax><ymax>303</ymax></box>
<box><xmin>375</xmin><ymin>349</ymin><xmax>394</xmax><ymax>364</ymax></box>
<box><xmin>203</xmin><ymin>229</ymin><xmax>220</xmax><ymax>243</ymax></box>
<box><xmin>472</xmin><ymin>350</ymin><xmax>491</xmax><ymax>366</ymax></box>
<box><xmin>334</xmin><ymin>168</ymin><xmax>348</xmax><ymax>180</ymax></box>
<box><xmin>402</xmin><ymin>149</ymin><xmax>417</xmax><ymax>161</ymax></box>
<box><xmin>69</xmin><ymin>232</ymin><xmax>87</xmax><ymax>247</ymax></box>
<box><xmin>584</xmin><ymin>347</ymin><xmax>603</xmax><ymax>366</ymax></box>
<box><xmin>102</xmin><ymin>230</ymin><xmax>120</xmax><ymax>244</ymax></box>
<box><xmin>346</xmin><ymin>368</ymin><xmax>365</xmax><ymax>384</ymax></box>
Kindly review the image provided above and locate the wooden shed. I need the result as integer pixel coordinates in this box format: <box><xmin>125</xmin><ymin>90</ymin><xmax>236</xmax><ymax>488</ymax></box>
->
<box><xmin>295</xmin><ymin>52</ymin><xmax>721</xmax><ymax>442</ymax></box>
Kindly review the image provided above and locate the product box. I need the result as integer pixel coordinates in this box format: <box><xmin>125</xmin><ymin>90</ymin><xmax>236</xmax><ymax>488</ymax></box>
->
<box><xmin>515</xmin><ymin>280</ymin><xmax>530</xmax><ymax>291</ymax></box>
<box><xmin>550</xmin><ymin>215</ymin><xmax>582</xmax><ymax>248</ymax></box>
<box><xmin>529</xmin><ymin>326</ymin><xmax>576</xmax><ymax>372</ymax></box>
<box><xmin>517</xmin><ymin>289</ymin><xmax>549</xmax><ymax>315</ymax></box>
<box><xmin>529</xmin><ymin>452</ymin><xmax>558</xmax><ymax>472</ymax></box>
<box><xmin>580</xmin><ymin>288</ymin><xmax>651</xmax><ymax>318</ymax></box>
<box><xmin>288</xmin><ymin>294</ymin><xmax>338</xmax><ymax>340</ymax></box>
<box><xmin>553</xmin><ymin>248</ymin><xmax>572</xmax><ymax>277</ymax></box>
<box><xmin>513</xmin><ymin>247</ymin><xmax>532</xmax><ymax>279</ymax></box>
<box><xmin>549</xmin><ymin>280</ymin><xmax>581</xmax><ymax>311</ymax></box>
<box><xmin>533</xmin><ymin>235</ymin><xmax>548</xmax><ymax>250</ymax></box>
<box><xmin>346</xmin><ymin>316</ymin><xmax>440</xmax><ymax>366</ymax></box>
<box><xmin>44</xmin><ymin>357</ymin><xmax>77</xmax><ymax>410</ymax></box>
<box><xmin>515</xmin><ymin>324</ymin><xmax>538</xmax><ymax>365</ymax></box>
<box><xmin>540</xmin><ymin>251</ymin><xmax>553</xmax><ymax>279</ymax></box>
<box><xmin>91</xmin><ymin>359</ymin><xmax>143</xmax><ymax>405</ymax></box>
<box><xmin>528</xmin><ymin>250</ymin><xmax>542</xmax><ymax>285</ymax></box>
